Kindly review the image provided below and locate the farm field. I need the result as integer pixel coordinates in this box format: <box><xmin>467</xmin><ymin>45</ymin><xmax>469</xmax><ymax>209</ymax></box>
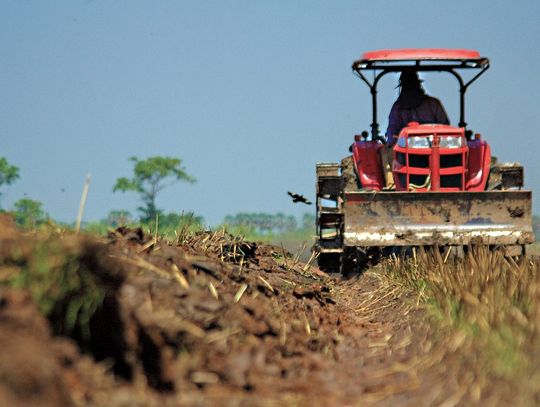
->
<box><xmin>2</xmin><ymin>2</ymin><xmax>540</xmax><ymax>406</ymax></box>
<box><xmin>1</xmin><ymin>215</ymin><xmax>539</xmax><ymax>406</ymax></box>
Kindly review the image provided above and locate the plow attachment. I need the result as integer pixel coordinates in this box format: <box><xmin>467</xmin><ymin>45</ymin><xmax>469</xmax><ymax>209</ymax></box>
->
<box><xmin>342</xmin><ymin>191</ymin><xmax>534</xmax><ymax>247</ymax></box>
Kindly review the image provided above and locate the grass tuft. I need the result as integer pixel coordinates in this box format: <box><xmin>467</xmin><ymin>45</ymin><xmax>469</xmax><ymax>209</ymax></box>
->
<box><xmin>378</xmin><ymin>245</ymin><xmax>540</xmax><ymax>402</ymax></box>
<box><xmin>2</xmin><ymin>236</ymin><xmax>112</xmax><ymax>341</ymax></box>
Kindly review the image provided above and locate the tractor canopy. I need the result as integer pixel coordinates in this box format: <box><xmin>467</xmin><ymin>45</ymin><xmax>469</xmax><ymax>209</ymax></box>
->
<box><xmin>352</xmin><ymin>48</ymin><xmax>489</xmax><ymax>138</ymax></box>
<box><xmin>354</xmin><ymin>48</ymin><xmax>488</xmax><ymax>67</ymax></box>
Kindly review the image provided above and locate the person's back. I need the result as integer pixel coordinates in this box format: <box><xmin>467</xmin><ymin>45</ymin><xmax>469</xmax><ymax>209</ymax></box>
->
<box><xmin>385</xmin><ymin>71</ymin><xmax>449</xmax><ymax>145</ymax></box>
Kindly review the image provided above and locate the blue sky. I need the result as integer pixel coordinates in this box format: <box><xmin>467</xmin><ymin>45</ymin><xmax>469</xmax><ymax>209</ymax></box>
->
<box><xmin>1</xmin><ymin>1</ymin><xmax>539</xmax><ymax>226</ymax></box>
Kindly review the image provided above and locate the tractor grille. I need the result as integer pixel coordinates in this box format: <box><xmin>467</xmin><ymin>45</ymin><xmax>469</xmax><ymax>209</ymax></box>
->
<box><xmin>441</xmin><ymin>174</ymin><xmax>463</xmax><ymax>188</ymax></box>
<box><xmin>408</xmin><ymin>154</ymin><xmax>429</xmax><ymax>168</ymax></box>
<box><xmin>396</xmin><ymin>152</ymin><xmax>406</xmax><ymax>166</ymax></box>
<box><xmin>440</xmin><ymin>154</ymin><xmax>463</xmax><ymax>168</ymax></box>
<box><xmin>393</xmin><ymin>134</ymin><xmax>467</xmax><ymax>191</ymax></box>
<box><xmin>397</xmin><ymin>153</ymin><xmax>462</xmax><ymax>169</ymax></box>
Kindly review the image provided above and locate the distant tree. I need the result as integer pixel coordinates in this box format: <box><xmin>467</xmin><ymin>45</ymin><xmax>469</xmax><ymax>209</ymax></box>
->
<box><xmin>106</xmin><ymin>210</ymin><xmax>132</xmax><ymax>227</ymax></box>
<box><xmin>113</xmin><ymin>156</ymin><xmax>195</xmax><ymax>222</ymax></box>
<box><xmin>302</xmin><ymin>213</ymin><xmax>316</xmax><ymax>231</ymax></box>
<box><xmin>159</xmin><ymin>211</ymin><xmax>204</xmax><ymax>230</ymax></box>
<box><xmin>224</xmin><ymin>212</ymin><xmax>297</xmax><ymax>234</ymax></box>
<box><xmin>273</xmin><ymin>212</ymin><xmax>297</xmax><ymax>232</ymax></box>
<box><xmin>13</xmin><ymin>197</ymin><xmax>47</xmax><ymax>229</ymax></box>
<box><xmin>0</xmin><ymin>157</ymin><xmax>20</xmax><ymax>204</ymax></box>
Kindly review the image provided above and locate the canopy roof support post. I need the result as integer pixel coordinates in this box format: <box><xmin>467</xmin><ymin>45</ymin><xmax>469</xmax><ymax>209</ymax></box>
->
<box><xmin>355</xmin><ymin>70</ymin><xmax>380</xmax><ymax>140</ymax></box>
<box><xmin>370</xmin><ymin>86</ymin><xmax>379</xmax><ymax>139</ymax></box>
<box><xmin>448</xmin><ymin>64</ymin><xmax>489</xmax><ymax>129</ymax></box>
<box><xmin>447</xmin><ymin>71</ymin><xmax>467</xmax><ymax>128</ymax></box>
<box><xmin>461</xmin><ymin>65</ymin><xmax>490</xmax><ymax>129</ymax></box>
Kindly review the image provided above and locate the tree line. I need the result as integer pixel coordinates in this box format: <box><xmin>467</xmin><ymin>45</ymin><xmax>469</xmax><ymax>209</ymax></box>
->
<box><xmin>0</xmin><ymin>155</ymin><xmax>197</xmax><ymax>229</ymax></box>
<box><xmin>223</xmin><ymin>212</ymin><xmax>315</xmax><ymax>234</ymax></box>
<box><xmin>0</xmin><ymin>157</ymin><xmax>49</xmax><ymax>228</ymax></box>
<box><xmin>0</xmin><ymin>155</ymin><xmax>316</xmax><ymax>235</ymax></box>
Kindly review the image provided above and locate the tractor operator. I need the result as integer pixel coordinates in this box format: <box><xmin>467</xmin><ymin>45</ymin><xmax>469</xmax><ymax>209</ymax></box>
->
<box><xmin>385</xmin><ymin>71</ymin><xmax>449</xmax><ymax>145</ymax></box>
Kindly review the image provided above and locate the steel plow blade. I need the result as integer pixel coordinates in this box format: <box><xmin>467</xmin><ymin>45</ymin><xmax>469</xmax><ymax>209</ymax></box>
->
<box><xmin>342</xmin><ymin>191</ymin><xmax>534</xmax><ymax>247</ymax></box>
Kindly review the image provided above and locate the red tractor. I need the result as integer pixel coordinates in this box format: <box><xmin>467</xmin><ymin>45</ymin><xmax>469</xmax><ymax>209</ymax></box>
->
<box><xmin>315</xmin><ymin>49</ymin><xmax>534</xmax><ymax>272</ymax></box>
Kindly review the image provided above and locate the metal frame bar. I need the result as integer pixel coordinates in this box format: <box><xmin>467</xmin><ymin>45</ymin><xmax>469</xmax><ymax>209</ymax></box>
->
<box><xmin>352</xmin><ymin>61</ymin><xmax>490</xmax><ymax>139</ymax></box>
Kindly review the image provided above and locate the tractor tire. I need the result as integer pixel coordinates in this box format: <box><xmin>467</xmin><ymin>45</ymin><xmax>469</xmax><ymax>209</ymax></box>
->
<box><xmin>341</xmin><ymin>246</ymin><xmax>382</xmax><ymax>276</ymax></box>
<box><xmin>317</xmin><ymin>252</ymin><xmax>342</xmax><ymax>274</ymax></box>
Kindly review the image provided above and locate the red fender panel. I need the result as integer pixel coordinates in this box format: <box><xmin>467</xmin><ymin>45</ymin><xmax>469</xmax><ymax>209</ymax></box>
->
<box><xmin>351</xmin><ymin>140</ymin><xmax>385</xmax><ymax>190</ymax></box>
<box><xmin>466</xmin><ymin>139</ymin><xmax>491</xmax><ymax>191</ymax></box>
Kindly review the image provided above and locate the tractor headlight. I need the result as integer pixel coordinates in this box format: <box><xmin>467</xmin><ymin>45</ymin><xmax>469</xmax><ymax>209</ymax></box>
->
<box><xmin>439</xmin><ymin>136</ymin><xmax>463</xmax><ymax>148</ymax></box>
<box><xmin>407</xmin><ymin>136</ymin><xmax>431</xmax><ymax>149</ymax></box>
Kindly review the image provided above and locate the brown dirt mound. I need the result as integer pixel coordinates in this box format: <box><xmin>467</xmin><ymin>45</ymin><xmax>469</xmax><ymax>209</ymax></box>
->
<box><xmin>0</xmin><ymin>227</ymin><xmax>427</xmax><ymax>406</ymax></box>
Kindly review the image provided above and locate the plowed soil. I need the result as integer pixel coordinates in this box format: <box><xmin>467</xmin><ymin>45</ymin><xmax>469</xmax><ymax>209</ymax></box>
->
<box><xmin>0</xmin><ymin>218</ymin><xmax>462</xmax><ymax>406</ymax></box>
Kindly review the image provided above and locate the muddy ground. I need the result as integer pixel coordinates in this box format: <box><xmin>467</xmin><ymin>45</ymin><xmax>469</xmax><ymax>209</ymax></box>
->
<box><xmin>0</xmin><ymin>217</ymin><xmax>505</xmax><ymax>406</ymax></box>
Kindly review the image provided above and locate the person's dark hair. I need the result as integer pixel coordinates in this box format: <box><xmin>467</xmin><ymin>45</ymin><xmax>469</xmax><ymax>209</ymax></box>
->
<box><xmin>399</xmin><ymin>71</ymin><xmax>423</xmax><ymax>90</ymax></box>
<box><xmin>397</xmin><ymin>70</ymin><xmax>426</xmax><ymax>109</ymax></box>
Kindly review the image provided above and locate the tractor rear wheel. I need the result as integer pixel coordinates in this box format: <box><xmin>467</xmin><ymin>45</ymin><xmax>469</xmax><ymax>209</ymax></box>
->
<box><xmin>317</xmin><ymin>253</ymin><xmax>342</xmax><ymax>274</ymax></box>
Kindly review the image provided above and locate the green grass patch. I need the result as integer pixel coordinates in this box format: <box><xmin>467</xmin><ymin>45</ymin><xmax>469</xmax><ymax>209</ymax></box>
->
<box><xmin>2</xmin><ymin>237</ymin><xmax>113</xmax><ymax>340</ymax></box>
<box><xmin>379</xmin><ymin>247</ymin><xmax>540</xmax><ymax>385</ymax></box>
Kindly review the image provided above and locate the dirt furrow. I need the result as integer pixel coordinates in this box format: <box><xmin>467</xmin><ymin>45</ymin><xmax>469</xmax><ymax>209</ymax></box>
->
<box><xmin>0</xmin><ymin>222</ymin><xmax>438</xmax><ymax>406</ymax></box>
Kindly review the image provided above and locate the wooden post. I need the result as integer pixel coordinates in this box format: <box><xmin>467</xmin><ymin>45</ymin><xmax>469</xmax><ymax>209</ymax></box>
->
<box><xmin>75</xmin><ymin>173</ymin><xmax>91</xmax><ymax>233</ymax></box>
